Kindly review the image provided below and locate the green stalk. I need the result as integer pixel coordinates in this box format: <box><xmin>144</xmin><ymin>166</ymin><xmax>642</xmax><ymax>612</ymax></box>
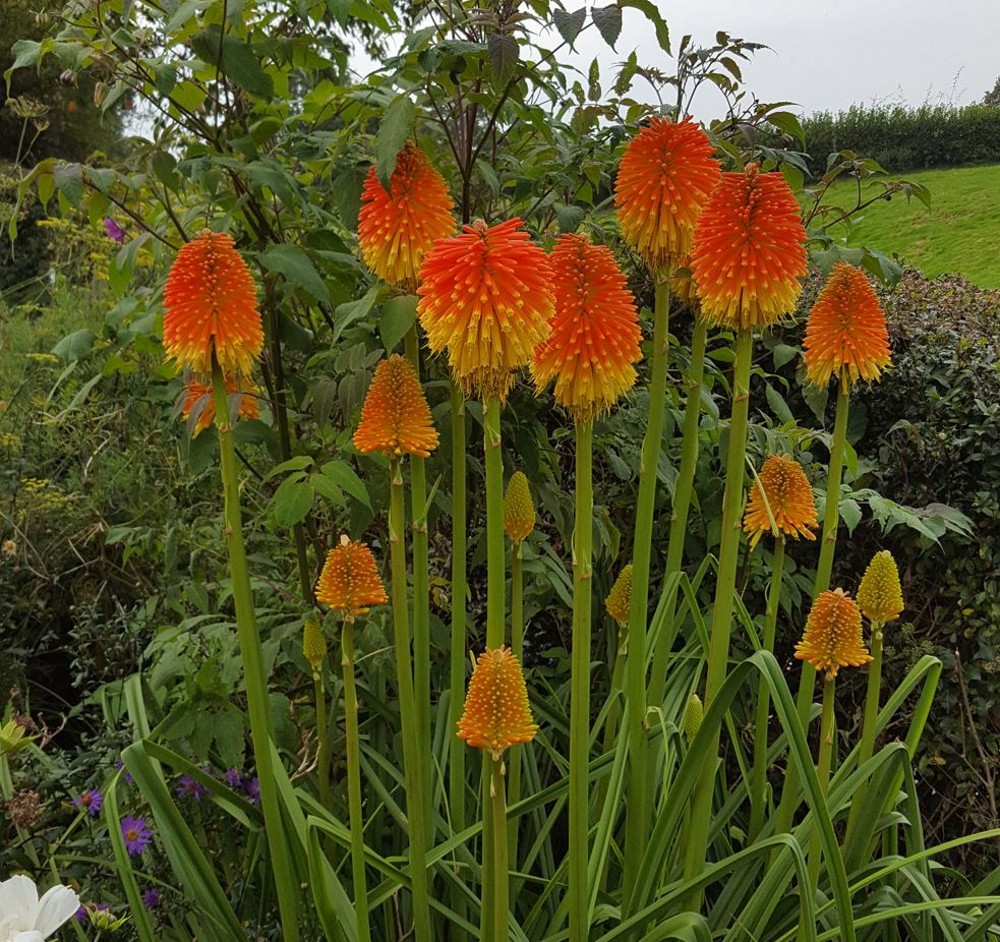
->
<box><xmin>623</xmin><ymin>280</ymin><xmax>671</xmax><ymax>903</ymax></box>
<box><xmin>749</xmin><ymin>537</ymin><xmax>786</xmax><ymax>841</ymax></box>
<box><xmin>649</xmin><ymin>316</ymin><xmax>709</xmax><ymax>707</ymax></box>
<box><xmin>312</xmin><ymin>667</ymin><xmax>330</xmax><ymax>808</ymax></box>
<box><xmin>681</xmin><ymin>327</ymin><xmax>754</xmax><ymax>899</ymax></box>
<box><xmin>491</xmin><ymin>758</ymin><xmax>509</xmax><ymax>942</ymax></box>
<box><xmin>774</xmin><ymin>378</ymin><xmax>851</xmax><ymax>837</ymax></box>
<box><xmin>448</xmin><ymin>382</ymin><xmax>468</xmax><ymax>938</ymax></box>
<box><xmin>388</xmin><ymin>457</ymin><xmax>431</xmax><ymax>942</ymax></box>
<box><xmin>404</xmin><ymin>326</ymin><xmax>432</xmax><ymax>828</ymax></box>
<box><xmin>569</xmin><ymin>419</ymin><xmax>594</xmax><ymax>941</ymax></box>
<box><xmin>844</xmin><ymin>621</ymin><xmax>884</xmax><ymax>846</ymax></box>
<box><xmin>803</xmin><ymin>672</ymin><xmax>837</xmax><ymax>929</ymax></box>
<box><xmin>484</xmin><ymin>396</ymin><xmax>506</xmax><ymax>648</ymax></box>
<box><xmin>211</xmin><ymin>362</ymin><xmax>299</xmax><ymax>939</ymax></box>
<box><xmin>507</xmin><ymin>542</ymin><xmax>524</xmax><ymax>867</ymax></box>
<box><xmin>342</xmin><ymin>615</ymin><xmax>372</xmax><ymax>942</ymax></box>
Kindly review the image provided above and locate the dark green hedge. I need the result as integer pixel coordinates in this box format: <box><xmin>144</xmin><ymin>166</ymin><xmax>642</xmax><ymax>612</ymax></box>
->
<box><xmin>799</xmin><ymin>103</ymin><xmax>1000</xmax><ymax>173</ymax></box>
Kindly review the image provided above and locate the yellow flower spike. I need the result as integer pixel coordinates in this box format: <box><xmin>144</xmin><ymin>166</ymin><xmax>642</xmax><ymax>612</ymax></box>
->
<box><xmin>162</xmin><ymin>230</ymin><xmax>264</xmax><ymax>379</ymax></box>
<box><xmin>605</xmin><ymin>564</ymin><xmax>633</xmax><ymax>628</ymax></box>
<box><xmin>856</xmin><ymin>550</ymin><xmax>904</xmax><ymax>625</ymax></box>
<box><xmin>353</xmin><ymin>354</ymin><xmax>439</xmax><ymax>458</ymax></box>
<box><xmin>315</xmin><ymin>535</ymin><xmax>389</xmax><ymax>618</ymax></box>
<box><xmin>302</xmin><ymin>616</ymin><xmax>327</xmax><ymax>672</ymax></box>
<box><xmin>503</xmin><ymin>471</ymin><xmax>535</xmax><ymax>543</ymax></box>
<box><xmin>743</xmin><ymin>454</ymin><xmax>819</xmax><ymax>549</ymax></box>
<box><xmin>357</xmin><ymin>141</ymin><xmax>456</xmax><ymax>289</ymax></box>
<box><xmin>794</xmin><ymin>588</ymin><xmax>872</xmax><ymax>679</ymax></box>
<box><xmin>457</xmin><ymin>646</ymin><xmax>539</xmax><ymax>760</ymax></box>
<box><xmin>682</xmin><ymin>692</ymin><xmax>704</xmax><ymax>743</ymax></box>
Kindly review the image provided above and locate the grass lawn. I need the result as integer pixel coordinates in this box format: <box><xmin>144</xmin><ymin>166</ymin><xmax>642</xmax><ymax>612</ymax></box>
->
<box><xmin>824</xmin><ymin>164</ymin><xmax>1000</xmax><ymax>288</ymax></box>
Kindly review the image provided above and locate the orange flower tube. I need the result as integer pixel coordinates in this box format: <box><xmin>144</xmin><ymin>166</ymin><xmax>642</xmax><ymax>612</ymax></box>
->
<box><xmin>353</xmin><ymin>354</ymin><xmax>439</xmax><ymax>458</ymax></box>
<box><xmin>743</xmin><ymin>454</ymin><xmax>819</xmax><ymax>548</ymax></box>
<box><xmin>795</xmin><ymin>588</ymin><xmax>872</xmax><ymax>679</ymax></box>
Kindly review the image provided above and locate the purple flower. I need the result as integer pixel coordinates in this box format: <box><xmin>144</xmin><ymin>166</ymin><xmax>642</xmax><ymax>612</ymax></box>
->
<box><xmin>243</xmin><ymin>776</ymin><xmax>260</xmax><ymax>805</ymax></box>
<box><xmin>175</xmin><ymin>774</ymin><xmax>207</xmax><ymax>801</ymax></box>
<box><xmin>225</xmin><ymin>768</ymin><xmax>243</xmax><ymax>789</ymax></box>
<box><xmin>120</xmin><ymin>815</ymin><xmax>152</xmax><ymax>855</ymax></box>
<box><xmin>103</xmin><ymin>217</ymin><xmax>126</xmax><ymax>244</ymax></box>
<box><xmin>71</xmin><ymin>788</ymin><xmax>103</xmax><ymax>817</ymax></box>
<box><xmin>141</xmin><ymin>888</ymin><xmax>161</xmax><ymax>909</ymax></box>
<box><xmin>115</xmin><ymin>758</ymin><xmax>133</xmax><ymax>784</ymax></box>
<box><xmin>75</xmin><ymin>905</ymin><xmax>89</xmax><ymax>923</ymax></box>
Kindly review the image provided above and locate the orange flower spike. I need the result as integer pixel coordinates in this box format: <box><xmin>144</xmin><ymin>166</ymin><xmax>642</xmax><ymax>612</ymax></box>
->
<box><xmin>315</xmin><ymin>535</ymin><xmax>389</xmax><ymax>618</ymax></box>
<box><xmin>614</xmin><ymin>117</ymin><xmax>721</xmax><ymax>274</ymax></box>
<box><xmin>690</xmin><ymin>164</ymin><xmax>808</xmax><ymax>330</ymax></box>
<box><xmin>803</xmin><ymin>262</ymin><xmax>891</xmax><ymax>388</ymax></box>
<box><xmin>743</xmin><ymin>454</ymin><xmax>819</xmax><ymax>548</ymax></box>
<box><xmin>416</xmin><ymin>218</ymin><xmax>555</xmax><ymax>401</ymax></box>
<box><xmin>532</xmin><ymin>234</ymin><xmax>642</xmax><ymax>422</ymax></box>
<box><xmin>353</xmin><ymin>354</ymin><xmax>439</xmax><ymax>458</ymax></box>
<box><xmin>357</xmin><ymin>142</ymin><xmax>456</xmax><ymax>289</ymax></box>
<box><xmin>794</xmin><ymin>588</ymin><xmax>872</xmax><ymax>679</ymax></box>
<box><xmin>163</xmin><ymin>230</ymin><xmax>264</xmax><ymax>378</ymax></box>
<box><xmin>457</xmin><ymin>646</ymin><xmax>539</xmax><ymax>760</ymax></box>
<box><xmin>180</xmin><ymin>379</ymin><xmax>260</xmax><ymax>435</ymax></box>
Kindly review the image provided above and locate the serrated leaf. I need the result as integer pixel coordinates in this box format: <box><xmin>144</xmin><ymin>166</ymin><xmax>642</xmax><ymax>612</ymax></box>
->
<box><xmin>592</xmin><ymin>5</ymin><xmax>622</xmax><ymax>48</ymax></box>
<box><xmin>380</xmin><ymin>295</ymin><xmax>416</xmax><ymax>352</ymax></box>
<box><xmin>621</xmin><ymin>0</ymin><xmax>669</xmax><ymax>53</ymax></box>
<box><xmin>375</xmin><ymin>95</ymin><xmax>415</xmax><ymax>190</ymax></box>
<box><xmin>487</xmin><ymin>33</ymin><xmax>520</xmax><ymax>84</ymax></box>
<box><xmin>271</xmin><ymin>474</ymin><xmax>314</xmax><ymax>527</ymax></box>
<box><xmin>259</xmin><ymin>243</ymin><xmax>330</xmax><ymax>303</ymax></box>
<box><xmin>553</xmin><ymin>8</ymin><xmax>586</xmax><ymax>48</ymax></box>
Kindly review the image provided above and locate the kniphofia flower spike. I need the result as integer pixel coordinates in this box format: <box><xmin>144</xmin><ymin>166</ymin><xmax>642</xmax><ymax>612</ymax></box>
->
<box><xmin>690</xmin><ymin>164</ymin><xmax>808</xmax><ymax>330</ymax></box>
<box><xmin>357</xmin><ymin>142</ymin><xmax>455</xmax><ymax>289</ymax></box>
<box><xmin>803</xmin><ymin>261</ymin><xmax>891</xmax><ymax>388</ymax></box>
<box><xmin>605</xmin><ymin>564</ymin><xmax>633</xmax><ymax>628</ymax></box>
<box><xmin>457</xmin><ymin>646</ymin><xmax>538</xmax><ymax>760</ymax></box>
<box><xmin>163</xmin><ymin>230</ymin><xmax>264</xmax><ymax>379</ymax></box>
<box><xmin>417</xmin><ymin>218</ymin><xmax>554</xmax><ymax>401</ymax></box>
<box><xmin>353</xmin><ymin>354</ymin><xmax>439</xmax><ymax>458</ymax></box>
<box><xmin>795</xmin><ymin>588</ymin><xmax>872</xmax><ymax>679</ymax></box>
<box><xmin>856</xmin><ymin>550</ymin><xmax>904</xmax><ymax>624</ymax></box>
<box><xmin>503</xmin><ymin>471</ymin><xmax>535</xmax><ymax>543</ymax></box>
<box><xmin>743</xmin><ymin>454</ymin><xmax>819</xmax><ymax>548</ymax></box>
<box><xmin>316</xmin><ymin>535</ymin><xmax>389</xmax><ymax>618</ymax></box>
<box><xmin>532</xmin><ymin>233</ymin><xmax>642</xmax><ymax>422</ymax></box>
<box><xmin>614</xmin><ymin>117</ymin><xmax>721</xmax><ymax>274</ymax></box>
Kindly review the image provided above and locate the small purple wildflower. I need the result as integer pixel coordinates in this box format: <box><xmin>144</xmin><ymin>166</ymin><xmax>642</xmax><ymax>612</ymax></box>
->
<box><xmin>175</xmin><ymin>774</ymin><xmax>207</xmax><ymax>801</ymax></box>
<box><xmin>121</xmin><ymin>814</ymin><xmax>152</xmax><ymax>855</ymax></box>
<box><xmin>72</xmin><ymin>787</ymin><xmax>103</xmax><ymax>817</ymax></box>
<box><xmin>225</xmin><ymin>768</ymin><xmax>243</xmax><ymax>789</ymax></box>
<box><xmin>115</xmin><ymin>758</ymin><xmax>133</xmax><ymax>784</ymax></box>
<box><xmin>141</xmin><ymin>887</ymin><xmax>161</xmax><ymax>909</ymax></box>
<box><xmin>103</xmin><ymin>217</ymin><xmax>126</xmax><ymax>244</ymax></box>
<box><xmin>243</xmin><ymin>776</ymin><xmax>260</xmax><ymax>805</ymax></box>
<box><xmin>75</xmin><ymin>905</ymin><xmax>89</xmax><ymax>923</ymax></box>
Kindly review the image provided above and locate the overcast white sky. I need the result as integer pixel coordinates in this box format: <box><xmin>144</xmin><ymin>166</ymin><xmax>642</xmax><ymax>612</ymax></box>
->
<box><xmin>551</xmin><ymin>0</ymin><xmax>998</xmax><ymax>116</ymax></box>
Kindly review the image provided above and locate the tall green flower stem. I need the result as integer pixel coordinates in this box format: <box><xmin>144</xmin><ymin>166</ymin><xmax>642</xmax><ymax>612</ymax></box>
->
<box><xmin>311</xmin><ymin>651</ymin><xmax>331</xmax><ymax>807</ymax></box>
<box><xmin>623</xmin><ymin>279</ymin><xmax>671</xmax><ymax>903</ymax></box>
<box><xmin>341</xmin><ymin>614</ymin><xmax>371</xmax><ymax>942</ymax></box>
<box><xmin>649</xmin><ymin>317</ymin><xmax>708</xmax><ymax>708</ymax></box>
<box><xmin>490</xmin><ymin>758</ymin><xmax>509</xmax><ymax>942</ymax></box>
<box><xmin>569</xmin><ymin>419</ymin><xmax>594</xmax><ymax>941</ymax></box>
<box><xmin>681</xmin><ymin>327</ymin><xmax>754</xmax><ymax>900</ymax></box>
<box><xmin>388</xmin><ymin>456</ymin><xmax>431</xmax><ymax>942</ymax></box>
<box><xmin>803</xmin><ymin>672</ymin><xmax>837</xmax><ymax>932</ymax></box>
<box><xmin>773</xmin><ymin>378</ymin><xmax>851</xmax><ymax>838</ymax></box>
<box><xmin>749</xmin><ymin>537</ymin><xmax>786</xmax><ymax>841</ymax></box>
<box><xmin>211</xmin><ymin>362</ymin><xmax>299</xmax><ymax>940</ymax></box>
<box><xmin>507</xmin><ymin>538</ymin><xmax>524</xmax><ymax>865</ymax></box>
<box><xmin>448</xmin><ymin>382</ymin><xmax>469</xmax><ymax>938</ymax></box>
<box><xmin>481</xmin><ymin>394</ymin><xmax>506</xmax><ymax>937</ymax></box>
<box><xmin>844</xmin><ymin>619</ymin><xmax>885</xmax><ymax>846</ymax></box>
<box><xmin>404</xmin><ymin>325</ymin><xmax>432</xmax><ymax>826</ymax></box>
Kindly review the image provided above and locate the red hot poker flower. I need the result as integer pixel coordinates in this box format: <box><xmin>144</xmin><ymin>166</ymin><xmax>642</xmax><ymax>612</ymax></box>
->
<box><xmin>353</xmin><ymin>354</ymin><xmax>439</xmax><ymax>458</ymax></box>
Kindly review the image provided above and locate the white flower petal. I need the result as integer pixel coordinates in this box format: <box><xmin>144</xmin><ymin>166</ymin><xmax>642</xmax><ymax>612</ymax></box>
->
<box><xmin>0</xmin><ymin>876</ymin><xmax>38</xmax><ymax>925</ymax></box>
<box><xmin>33</xmin><ymin>886</ymin><xmax>79</xmax><ymax>936</ymax></box>
<box><xmin>11</xmin><ymin>931</ymin><xmax>46</xmax><ymax>942</ymax></box>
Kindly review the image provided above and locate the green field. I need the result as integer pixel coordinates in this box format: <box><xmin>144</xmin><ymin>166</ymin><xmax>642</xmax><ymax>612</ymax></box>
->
<box><xmin>825</xmin><ymin>164</ymin><xmax>1000</xmax><ymax>288</ymax></box>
